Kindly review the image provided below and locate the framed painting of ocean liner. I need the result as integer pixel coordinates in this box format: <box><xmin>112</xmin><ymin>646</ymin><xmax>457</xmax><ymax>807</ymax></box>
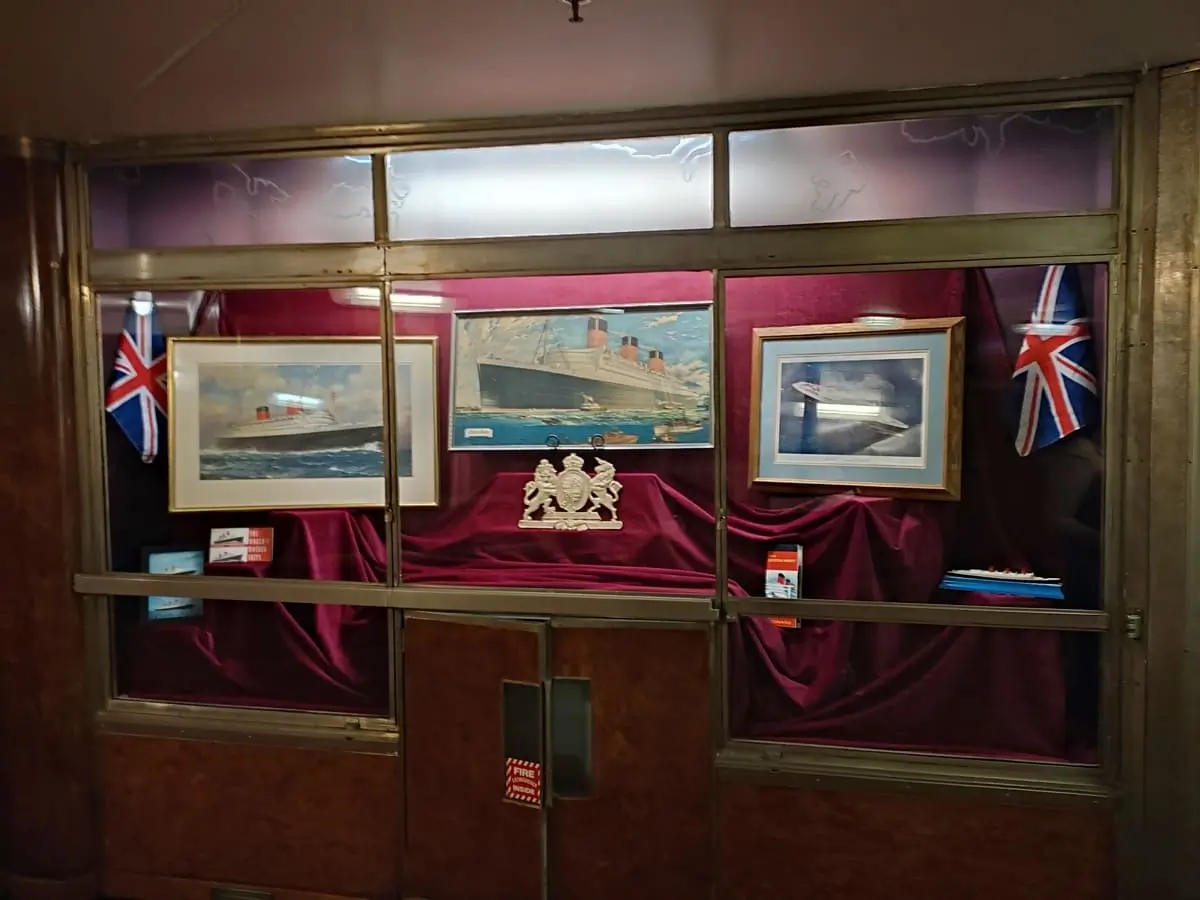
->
<box><xmin>168</xmin><ymin>337</ymin><xmax>438</xmax><ymax>511</ymax></box>
<box><xmin>750</xmin><ymin>318</ymin><xmax>965</xmax><ymax>499</ymax></box>
<box><xmin>450</xmin><ymin>302</ymin><xmax>714</xmax><ymax>451</ymax></box>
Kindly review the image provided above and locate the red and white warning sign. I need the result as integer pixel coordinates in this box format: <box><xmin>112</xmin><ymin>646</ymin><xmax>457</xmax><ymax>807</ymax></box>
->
<box><xmin>504</xmin><ymin>758</ymin><xmax>543</xmax><ymax>807</ymax></box>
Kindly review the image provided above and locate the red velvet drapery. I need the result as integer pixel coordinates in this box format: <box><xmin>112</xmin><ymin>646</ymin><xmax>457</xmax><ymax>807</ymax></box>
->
<box><xmin>114</xmin><ymin>269</ymin><xmax>1102</xmax><ymax>759</ymax></box>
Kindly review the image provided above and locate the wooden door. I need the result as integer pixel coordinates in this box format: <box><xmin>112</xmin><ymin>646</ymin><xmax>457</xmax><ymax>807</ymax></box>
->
<box><xmin>404</xmin><ymin>613</ymin><xmax>547</xmax><ymax>900</ymax></box>
<box><xmin>548</xmin><ymin>621</ymin><xmax>712</xmax><ymax>900</ymax></box>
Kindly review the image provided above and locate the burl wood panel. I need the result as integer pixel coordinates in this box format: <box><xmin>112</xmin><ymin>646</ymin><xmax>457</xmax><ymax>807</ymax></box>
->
<box><xmin>0</xmin><ymin>153</ymin><xmax>96</xmax><ymax>896</ymax></box>
<box><xmin>404</xmin><ymin>616</ymin><xmax>544</xmax><ymax>900</ymax></box>
<box><xmin>101</xmin><ymin>734</ymin><xmax>400</xmax><ymax>898</ymax></box>
<box><xmin>717</xmin><ymin>780</ymin><xmax>1115</xmax><ymax>900</ymax></box>
<box><xmin>550</xmin><ymin>625</ymin><xmax>712</xmax><ymax>900</ymax></box>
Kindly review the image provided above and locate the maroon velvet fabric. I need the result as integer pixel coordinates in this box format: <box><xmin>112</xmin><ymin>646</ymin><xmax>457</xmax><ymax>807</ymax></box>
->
<box><xmin>403</xmin><ymin>472</ymin><xmax>716</xmax><ymax>593</ymax></box>
<box><xmin>117</xmin><ymin>509</ymin><xmax>389</xmax><ymax>713</ymax></box>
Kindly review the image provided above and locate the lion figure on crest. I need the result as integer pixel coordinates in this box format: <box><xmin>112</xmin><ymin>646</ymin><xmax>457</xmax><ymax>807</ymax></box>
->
<box><xmin>523</xmin><ymin>459</ymin><xmax>559</xmax><ymax>519</ymax></box>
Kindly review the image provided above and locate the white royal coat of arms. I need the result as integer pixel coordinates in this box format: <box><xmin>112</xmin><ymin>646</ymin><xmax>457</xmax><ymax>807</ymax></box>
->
<box><xmin>519</xmin><ymin>453</ymin><xmax>623</xmax><ymax>531</ymax></box>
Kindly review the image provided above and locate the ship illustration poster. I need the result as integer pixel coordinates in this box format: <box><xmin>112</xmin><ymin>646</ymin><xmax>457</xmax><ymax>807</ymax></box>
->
<box><xmin>451</xmin><ymin>302</ymin><xmax>714</xmax><ymax>450</ymax></box>
<box><xmin>169</xmin><ymin>337</ymin><xmax>439</xmax><ymax>512</ymax></box>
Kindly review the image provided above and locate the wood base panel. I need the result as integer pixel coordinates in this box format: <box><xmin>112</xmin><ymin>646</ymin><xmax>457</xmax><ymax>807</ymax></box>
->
<box><xmin>103</xmin><ymin>871</ymin><xmax>375</xmax><ymax>900</ymax></box>
<box><xmin>716</xmin><ymin>780</ymin><xmax>1115</xmax><ymax>900</ymax></box>
<box><xmin>100</xmin><ymin>735</ymin><xmax>400</xmax><ymax>899</ymax></box>
<box><xmin>7</xmin><ymin>871</ymin><xmax>98</xmax><ymax>900</ymax></box>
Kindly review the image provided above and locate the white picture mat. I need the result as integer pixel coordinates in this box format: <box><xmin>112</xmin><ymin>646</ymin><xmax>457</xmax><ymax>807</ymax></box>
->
<box><xmin>170</xmin><ymin>339</ymin><xmax>438</xmax><ymax>511</ymax></box>
<box><xmin>394</xmin><ymin>340</ymin><xmax>439</xmax><ymax>506</ymax></box>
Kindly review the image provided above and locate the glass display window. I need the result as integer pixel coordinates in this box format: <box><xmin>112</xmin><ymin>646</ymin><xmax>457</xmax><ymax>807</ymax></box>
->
<box><xmin>110</xmin><ymin>595</ymin><xmax>390</xmax><ymax>716</ymax></box>
<box><xmin>385</xmin><ymin>134</ymin><xmax>714</xmax><ymax>240</ymax></box>
<box><xmin>729</xmin><ymin>106</ymin><xmax>1116</xmax><ymax>226</ymax></box>
<box><xmin>98</xmin><ymin>288</ymin><xmax>390</xmax><ymax>582</ymax></box>
<box><xmin>390</xmin><ymin>271</ymin><xmax>718</xmax><ymax>595</ymax></box>
<box><xmin>728</xmin><ymin>620</ymin><xmax>1100</xmax><ymax>763</ymax></box>
<box><xmin>88</xmin><ymin>154</ymin><xmax>376</xmax><ymax>249</ymax></box>
<box><xmin>724</xmin><ymin>265</ymin><xmax>1108</xmax><ymax>610</ymax></box>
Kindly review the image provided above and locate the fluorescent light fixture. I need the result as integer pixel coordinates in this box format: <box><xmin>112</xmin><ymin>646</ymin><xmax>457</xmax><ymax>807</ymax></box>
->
<box><xmin>789</xmin><ymin>401</ymin><xmax>884</xmax><ymax>420</ymax></box>
<box><xmin>131</xmin><ymin>290</ymin><xmax>154</xmax><ymax>316</ymax></box>
<box><xmin>337</xmin><ymin>285</ymin><xmax>449</xmax><ymax>311</ymax></box>
<box><xmin>853</xmin><ymin>315</ymin><xmax>905</xmax><ymax>328</ymax></box>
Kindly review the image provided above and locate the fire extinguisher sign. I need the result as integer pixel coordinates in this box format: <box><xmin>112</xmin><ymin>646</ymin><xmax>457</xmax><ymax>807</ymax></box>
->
<box><xmin>504</xmin><ymin>758</ymin><xmax>543</xmax><ymax>807</ymax></box>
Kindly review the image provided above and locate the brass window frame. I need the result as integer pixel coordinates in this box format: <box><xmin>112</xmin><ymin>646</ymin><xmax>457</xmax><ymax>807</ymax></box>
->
<box><xmin>64</xmin><ymin>72</ymin><xmax>1153</xmax><ymax>804</ymax></box>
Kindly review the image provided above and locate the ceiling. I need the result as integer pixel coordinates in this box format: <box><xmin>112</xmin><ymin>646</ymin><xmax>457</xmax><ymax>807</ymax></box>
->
<box><xmin>1</xmin><ymin>0</ymin><xmax>1197</xmax><ymax>142</ymax></box>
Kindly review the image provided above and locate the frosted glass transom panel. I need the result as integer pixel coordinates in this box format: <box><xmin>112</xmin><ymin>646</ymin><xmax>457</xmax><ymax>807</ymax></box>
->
<box><xmin>386</xmin><ymin>135</ymin><xmax>714</xmax><ymax>240</ymax></box>
<box><xmin>729</xmin><ymin>107</ymin><xmax>1115</xmax><ymax>227</ymax></box>
<box><xmin>89</xmin><ymin>155</ymin><xmax>376</xmax><ymax>249</ymax></box>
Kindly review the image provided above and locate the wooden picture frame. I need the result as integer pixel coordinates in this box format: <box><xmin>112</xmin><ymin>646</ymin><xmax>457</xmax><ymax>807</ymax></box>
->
<box><xmin>749</xmin><ymin>317</ymin><xmax>965</xmax><ymax>499</ymax></box>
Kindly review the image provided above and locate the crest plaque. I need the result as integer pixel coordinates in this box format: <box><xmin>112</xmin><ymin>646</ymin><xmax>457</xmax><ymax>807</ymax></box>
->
<box><xmin>519</xmin><ymin>453</ymin><xmax>623</xmax><ymax>531</ymax></box>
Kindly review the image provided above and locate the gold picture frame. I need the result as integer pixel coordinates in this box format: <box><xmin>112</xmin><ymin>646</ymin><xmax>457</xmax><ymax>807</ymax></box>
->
<box><xmin>749</xmin><ymin>317</ymin><xmax>965</xmax><ymax>499</ymax></box>
<box><xmin>167</xmin><ymin>336</ymin><xmax>439</xmax><ymax>512</ymax></box>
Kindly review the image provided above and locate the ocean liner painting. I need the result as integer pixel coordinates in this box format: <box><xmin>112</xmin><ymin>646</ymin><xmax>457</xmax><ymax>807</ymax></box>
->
<box><xmin>197</xmin><ymin>363</ymin><xmax>387</xmax><ymax>481</ymax></box>
<box><xmin>214</xmin><ymin>404</ymin><xmax>384</xmax><ymax>453</ymax></box>
<box><xmin>169</xmin><ymin>337</ymin><xmax>440</xmax><ymax>512</ymax></box>
<box><xmin>452</xmin><ymin>303</ymin><xmax>713</xmax><ymax>450</ymax></box>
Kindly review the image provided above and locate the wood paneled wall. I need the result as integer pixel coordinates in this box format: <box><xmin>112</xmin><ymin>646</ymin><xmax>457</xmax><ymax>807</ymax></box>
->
<box><xmin>716</xmin><ymin>780</ymin><xmax>1115</xmax><ymax>900</ymax></box>
<box><xmin>100</xmin><ymin>736</ymin><xmax>401</xmax><ymax>899</ymax></box>
<box><xmin>0</xmin><ymin>148</ymin><xmax>95</xmax><ymax>900</ymax></box>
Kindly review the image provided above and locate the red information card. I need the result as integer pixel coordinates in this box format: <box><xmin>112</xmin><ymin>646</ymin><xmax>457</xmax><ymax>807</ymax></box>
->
<box><xmin>208</xmin><ymin>527</ymin><xmax>274</xmax><ymax>564</ymax></box>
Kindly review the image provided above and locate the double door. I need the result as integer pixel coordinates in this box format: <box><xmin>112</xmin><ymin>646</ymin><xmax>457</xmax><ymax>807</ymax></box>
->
<box><xmin>402</xmin><ymin>613</ymin><xmax>712</xmax><ymax>900</ymax></box>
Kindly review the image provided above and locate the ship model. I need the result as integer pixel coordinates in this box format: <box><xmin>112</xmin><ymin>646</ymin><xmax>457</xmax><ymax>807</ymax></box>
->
<box><xmin>215</xmin><ymin>395</ymin><xmax>383</xmax><ymax>453</ymax></box>
<box><xmin>475</xmin><ymin>316</ymin><xmax>705</xmax><ymax>412</ymax></box>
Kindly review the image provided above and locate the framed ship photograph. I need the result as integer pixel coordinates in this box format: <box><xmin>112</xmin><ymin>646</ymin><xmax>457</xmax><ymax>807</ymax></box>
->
<box><xmin>168</xmin><ymin>337</ymin><xmax>438</xmax><ymax>511</ymax></box>
<box><xmin>450</xmin><ymin>302</ymin><xmax>714</xmax><ymax>451</ymax></box>
<box><xmin>750</xmin><ymin>317</ymin><xmax>965</xmax><ymax>499</ymax></box>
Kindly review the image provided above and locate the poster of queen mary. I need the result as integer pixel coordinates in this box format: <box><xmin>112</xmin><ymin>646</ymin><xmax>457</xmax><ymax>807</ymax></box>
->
<box><xmin>451</xmin><ymin>302</ymin><xmax>714</xmax><ymax>451</ymax></box>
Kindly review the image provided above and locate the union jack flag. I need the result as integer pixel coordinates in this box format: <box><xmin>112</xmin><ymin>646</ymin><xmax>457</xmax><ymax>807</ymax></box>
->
<box><xmin>106</xmin><ymin>302</ymin><xmax>168</xmax><ymax>463</ymax></box>
<box><xmin>1012</xmin><ymin>264</ymin><xmax>1099</xmax><ymax>457</ymax></box>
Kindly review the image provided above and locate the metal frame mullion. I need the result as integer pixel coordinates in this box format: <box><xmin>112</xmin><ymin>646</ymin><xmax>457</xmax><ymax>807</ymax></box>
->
<box><xmin>80</xmin><ymin>213</ymin><xmax>1119</xmax><ymax>289</ymax></box>
<box><xmin>73</xmin><ymin>573</ymin><xmax>721</xmax><ymax>622</ymax></box>
<box><xmin>383</xmin><ymin>213</ymin><xmax>1118</xmax><ymax>279</ymax></box>
<box><xmin>716</xmin><ymin>742</ymin><xmax>1114</xmax><ymax>806</ymax></box>
<box><xmin>727</xmin><ymin>597</ymin><xmax>1108</xmax><ymax>632</ymax></box>
<box><xmin>86</xmin><ymin>242</ymin><xmax>386</xmax><ymax>288</ymax></box>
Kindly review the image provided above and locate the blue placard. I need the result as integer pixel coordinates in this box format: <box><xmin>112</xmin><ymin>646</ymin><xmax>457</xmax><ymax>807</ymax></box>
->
<box><xmin>144</xmin><ymin>548</ymin><xmax>206</xmax><ymax>621</ymax></box>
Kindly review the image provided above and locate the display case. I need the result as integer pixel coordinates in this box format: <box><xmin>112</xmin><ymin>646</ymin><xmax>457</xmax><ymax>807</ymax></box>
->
<box><xmin>73</xmin><ymin>83</ymin><xmax>1129</xmax><ymax>787</ymax></box>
